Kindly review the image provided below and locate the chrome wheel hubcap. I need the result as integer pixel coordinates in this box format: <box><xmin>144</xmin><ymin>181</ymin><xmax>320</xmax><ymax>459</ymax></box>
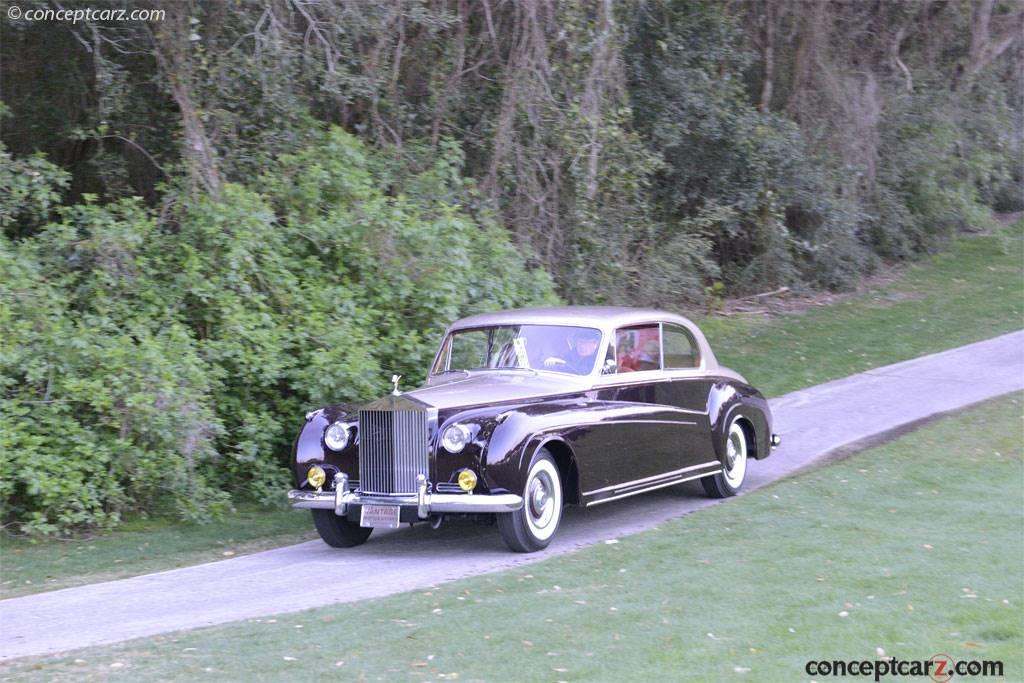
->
<box><xmin>528</xmin><ymin>475</ymin><xmax>554</xmax><ymax>528</ymax></box>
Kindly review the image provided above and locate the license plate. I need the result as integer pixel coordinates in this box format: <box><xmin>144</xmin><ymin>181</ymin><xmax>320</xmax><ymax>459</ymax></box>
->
<box><xmin>360</xmin><ymin>504</ymin><xmax>401</xmax><ymax>529</ymax></box>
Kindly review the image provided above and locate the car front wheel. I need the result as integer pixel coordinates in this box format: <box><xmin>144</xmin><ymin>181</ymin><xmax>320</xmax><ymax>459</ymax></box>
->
<box><xmin>702</xmin><ymin>418</ymin><xmax>748</xmax><ymax>498</ymax></box>
<box><xmin>312</xmin><ymin>509</ymin><xmax>373</xmax><ymax>548</ymax></box>
<box><xmin>497</xmin><ymin>450</ymin><xmax>563</xmax><ymax>553</ymax></box>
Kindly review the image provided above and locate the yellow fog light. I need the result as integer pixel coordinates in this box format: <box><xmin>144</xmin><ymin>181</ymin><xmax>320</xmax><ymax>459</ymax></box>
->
<box><xmin>457</xmin><ymin>469</ymin><xmax>478</xmax><ymax>492</ymax></box>
<box><xmin>307</xmin><ymin>465</ymin><xmax>326</xmax><ymax>490</ymax></box>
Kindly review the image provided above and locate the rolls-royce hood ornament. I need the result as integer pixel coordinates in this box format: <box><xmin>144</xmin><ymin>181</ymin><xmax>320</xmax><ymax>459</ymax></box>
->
<box><xmin>391</xmin><ymin>374</ymin><xmax>402</xmax><ymax>395</ymax></box>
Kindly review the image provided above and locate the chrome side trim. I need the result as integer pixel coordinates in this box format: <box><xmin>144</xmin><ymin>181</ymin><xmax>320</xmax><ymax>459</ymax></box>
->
<box><xmin>591</xmin><ymin>368</ymin><xmax>711</xmax><ymax>388</ymax></box>
<box><xmin>581</xmin><ymin>460</ymin><xmax>721</xmax><ymax>497</ymax></box>
<box><xmin>584</xmin><ymin>470</ymin><xmax>721</xmax><ymax>507</ymax></box>
<box><xmin>287</xmin><ymin>488</ymin><xmax>523</xmax><ymax>514</ymax></box>
<box><xmin>535</xmin><ymin>419</ymin><xmax>699</xmax><ymax>438</ymax></box>
<box><xmin>592</xmin><ymin>374</ymin><xmax>675</xmax><ymax>388</ymax></box>
<box><xmin>626</xmin><ymin>418</ymin><xmax>697</xmax><ymax>426</ymax></box>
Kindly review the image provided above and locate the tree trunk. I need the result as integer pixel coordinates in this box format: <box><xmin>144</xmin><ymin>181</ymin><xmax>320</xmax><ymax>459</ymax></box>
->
<box><xmin>582</xmin><ymin>0</ymin><xmax>614</xmax><ymax>200</ymax></box>
<box><xmin>954</xmin><ymin>0</ymin><xmax>1024</xmax><ymax>91</ymax></box>
<box><xmin>150</xmin><ymin>3</ymin><xmax>222</xmax><ymax>198</ymax></box>
<box><xmin>759</xmin><ymin>0</ymin><xmax>776</xmax><ymax>112</ymax></box>
<box><xmin>786</xmin><ymin>0</ymin><xmax>826</xmax><ymax>120</ymax></box>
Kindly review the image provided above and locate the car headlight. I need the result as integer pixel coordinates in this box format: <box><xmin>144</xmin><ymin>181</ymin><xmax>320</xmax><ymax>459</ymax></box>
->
<box><xmin>441</xmin><ymin>423</ymin><xmax>472</xmax><ymax>453</ymax></box>
<box><xmin>324</xmin><ymin>421</ymin><xmax>351</xmax><ymax>451</ymax></box>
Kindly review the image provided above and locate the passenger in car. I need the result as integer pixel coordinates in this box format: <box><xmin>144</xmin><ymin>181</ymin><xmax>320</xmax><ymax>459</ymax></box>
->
<box><xmin>635</xmin><ymin>339</ymin><xmax>660</xmax><ymax>371</ymax></box>
<box><xmin>616</xmin><ymin>343</ymin><xmax>638</xmax><ymax>372</ymax></box>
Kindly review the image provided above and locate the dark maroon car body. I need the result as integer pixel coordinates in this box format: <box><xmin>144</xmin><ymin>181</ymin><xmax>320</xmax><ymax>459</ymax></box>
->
<box><xmin>288</xmin><ymin>306</ymin><xmax>778</xmax><ymax>552</ymax></box>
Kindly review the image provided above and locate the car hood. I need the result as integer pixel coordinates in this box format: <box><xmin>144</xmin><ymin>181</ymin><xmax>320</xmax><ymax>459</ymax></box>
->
<box><xmin>405</xmin><ymin>371</ymin><xmax>589</xmax><ymax>410</ymax></box>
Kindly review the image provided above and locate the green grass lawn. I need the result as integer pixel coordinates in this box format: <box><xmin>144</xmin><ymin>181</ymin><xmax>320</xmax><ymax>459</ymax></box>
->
<box><xmin>704</xmin><ymin>222</ymin><xmax>1024</xmax><ymax>397</ymax></box>
<box><xmin>2</xmin><ymin>222</ymin><xmax>1021</xmax><ymax>600</ymax></box>
<box><xmin>3</xmin><ymin>393</ymin><xmax>1020</xmax><ymax>681</ymax></box>
<box><xmin>0</xmin><ymin>506</ymin><xmax>313</xmax><ymax>600</ymax></box>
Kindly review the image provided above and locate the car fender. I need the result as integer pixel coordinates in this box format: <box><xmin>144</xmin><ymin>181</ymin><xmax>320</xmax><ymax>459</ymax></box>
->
<box><xmin>291</xmin><ymin>405</ymin><xmax>360</xmax><ymax>486</ymax></box>
<box><xmin>480</xmin><ymin>402</ymin><xmax>587</xmax><ymax>499</ymax></box>
<box><xmin>708</xmin><ymin>381</ymin><xmax>772</xmax><ymax>462</ymax></box>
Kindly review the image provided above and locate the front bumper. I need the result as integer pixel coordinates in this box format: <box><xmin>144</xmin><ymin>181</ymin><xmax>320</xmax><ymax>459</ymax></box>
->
<box><xmin>287</xmin><ymin>473</ymin><xmax>523</xmax><ymax>519</ymax></box>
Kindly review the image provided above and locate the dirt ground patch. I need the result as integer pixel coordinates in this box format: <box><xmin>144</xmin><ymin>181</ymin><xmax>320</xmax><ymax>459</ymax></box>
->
<box><xmin>717</xmin><ymin>262</ymin><xmax>910</xmax><ymax>318</ymax></box>
<box><xmin>994</xmin><ymin>210</ymin><xmax>1023</xmax><ymax>226</ymax></box>
<box><xmin>716</xmin><ymin>210</ymin><xmax>1021</xmax><ymax>319</ymax></box>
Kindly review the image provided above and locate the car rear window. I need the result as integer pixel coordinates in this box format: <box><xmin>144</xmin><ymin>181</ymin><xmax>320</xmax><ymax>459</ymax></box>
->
<box><xmin>663</xmin><ymin>324</ymin><xmax>700</xmax><ymax>368</ymax></box>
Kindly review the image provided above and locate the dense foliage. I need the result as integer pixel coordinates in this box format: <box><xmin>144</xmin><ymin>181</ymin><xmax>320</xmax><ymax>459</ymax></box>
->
<box><xmin>0</xmin><ymin>132</ymin><xmax>553</xmax><ymax>534</ymax></box>
<box><xmin>1</xmin><ymin>0</ymin><xmax>1020</xmax><ymax>534</ymax></box>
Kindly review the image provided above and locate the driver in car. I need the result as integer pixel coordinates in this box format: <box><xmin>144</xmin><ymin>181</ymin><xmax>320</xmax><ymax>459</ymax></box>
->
<box><xmin>543</xmin><ymin>329</ymin><xmax>601</xmax><ymax>374</ymax></box>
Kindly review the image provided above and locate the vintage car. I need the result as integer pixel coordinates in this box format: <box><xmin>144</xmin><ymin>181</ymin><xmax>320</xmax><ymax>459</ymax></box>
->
<box><xmin>287</xmin><ymin>306</ymin><xmax>779</xmax><ymax>552</ymax></box>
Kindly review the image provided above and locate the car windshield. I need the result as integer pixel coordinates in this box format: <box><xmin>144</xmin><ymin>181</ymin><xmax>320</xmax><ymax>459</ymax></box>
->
<box><xmin>432</xmin><ymin>325</ymin><xmax>603</xmax><ymax>376</ymax></box>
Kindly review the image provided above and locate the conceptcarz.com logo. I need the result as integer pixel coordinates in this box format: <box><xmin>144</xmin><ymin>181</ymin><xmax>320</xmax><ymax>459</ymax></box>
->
<box><xmin>805</xmin><ymin>654</ymin><xmax>1004</xmax><ymax>681</ymax></box>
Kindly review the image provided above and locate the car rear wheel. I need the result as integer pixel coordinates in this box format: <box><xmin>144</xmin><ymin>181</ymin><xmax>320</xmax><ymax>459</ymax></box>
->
<box><xmin>702</xmin><ymin>418</ymin><xmax>748</xmax><ymax>498</ymax></box>
<box><xmin>312</xmin><ymin>509</ymin><xmax>373</xmax><ymax>548</ymax></box>
<box><xmin>497</xmin><ymin>450</ymin><xmax>563</xmax><ymax>553</ymax></box>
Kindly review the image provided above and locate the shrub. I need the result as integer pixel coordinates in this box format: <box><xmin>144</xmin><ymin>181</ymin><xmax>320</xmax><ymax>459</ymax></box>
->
<box><xmin>0</xmin><ymin>129</ymin><xmax>555</xmax><ymax>535</ymax></box>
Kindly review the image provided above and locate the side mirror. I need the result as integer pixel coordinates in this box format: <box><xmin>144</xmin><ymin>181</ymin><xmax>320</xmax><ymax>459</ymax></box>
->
<box><xmin>601</xmin><ymin>358</ymin><xmax>617</xmax><ymax>375</ymax></box>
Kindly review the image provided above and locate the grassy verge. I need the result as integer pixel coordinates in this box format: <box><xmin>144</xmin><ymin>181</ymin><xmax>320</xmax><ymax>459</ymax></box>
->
<box><xmin>704</xmin><ymin>221</ymin><xmax>1024</xmax><ymax>397</ymax></box>
<box><xmin>2</xmin><ymin>222</ymin><xmax>1021</xmax><ymax>599</ymax></box>
<box><xmin>0</xmin><ymin>506</ymin><xmax>313</xmax><ymax>600</ymax></box>
<box><xmin>3</xmin><ymin>393</ymin><xmax>1020</xmax><ymax>681</ymax></box>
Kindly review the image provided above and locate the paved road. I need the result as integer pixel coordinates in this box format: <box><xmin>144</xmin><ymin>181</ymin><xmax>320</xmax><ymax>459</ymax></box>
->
<box><xmin>2</xmin><ymin>330</ymin><xmax>1022</xmax><ymax>661</ymax></box>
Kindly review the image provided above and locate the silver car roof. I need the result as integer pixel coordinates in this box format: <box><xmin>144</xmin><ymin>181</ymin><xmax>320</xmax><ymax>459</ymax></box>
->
<box><xmin>445</xmin><ymin>306</ymin><xmax>720</xmax><ymax>371</ymax></box>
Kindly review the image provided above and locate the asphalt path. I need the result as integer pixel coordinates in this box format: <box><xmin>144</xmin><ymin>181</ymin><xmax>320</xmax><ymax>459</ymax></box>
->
<box><xmin>2</xmin><ymin>330</ymin><xmax>1022</xmax><ymax>661</ymax></box>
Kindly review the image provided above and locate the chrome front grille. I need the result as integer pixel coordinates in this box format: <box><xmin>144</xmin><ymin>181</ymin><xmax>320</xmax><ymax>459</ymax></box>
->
<box><xmin>358</xmin><ymin>409</ymin><xmax>429</xmax><ymax>495</ymax></box>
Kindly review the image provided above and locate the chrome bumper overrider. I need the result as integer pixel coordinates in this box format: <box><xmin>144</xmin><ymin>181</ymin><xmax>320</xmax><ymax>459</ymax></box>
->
<box><xmin>287</xmin><ymin>473</ymin><xmax>523</xmax><ymax>518</ymax></box>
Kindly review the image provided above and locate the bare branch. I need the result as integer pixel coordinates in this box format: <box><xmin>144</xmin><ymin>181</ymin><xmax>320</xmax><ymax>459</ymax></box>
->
<box><xmin>891</xmin><ymin>26</ymin><xmax>913</xmax><ymax>92</ymax></box>
<box><xmin>98</xmin><ymin>135</ymin><xmax>169</xmax><ymax>177</ymax></box>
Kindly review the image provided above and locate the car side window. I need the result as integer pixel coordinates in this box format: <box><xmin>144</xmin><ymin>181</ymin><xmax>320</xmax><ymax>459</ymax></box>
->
<box><xmin>614</xmin><ymin>325</ymin><xmax>661</xmax><ymax>373</ymax></box>
<box><xmin>663</xmin><ymin>324</ymin><xmax>700</xmax><ymax>369</ymax></box>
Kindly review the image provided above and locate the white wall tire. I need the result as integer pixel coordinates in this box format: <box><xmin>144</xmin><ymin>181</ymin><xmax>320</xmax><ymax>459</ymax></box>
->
<box><xmin>497</xmin><ymin>450</ymin><xmax>563</xmax><ymax>552</ymax></box>
<box><xmin>702</xmin><ymin>418</ymin><xmax>748</xmax><ymax>498</ymax></box>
